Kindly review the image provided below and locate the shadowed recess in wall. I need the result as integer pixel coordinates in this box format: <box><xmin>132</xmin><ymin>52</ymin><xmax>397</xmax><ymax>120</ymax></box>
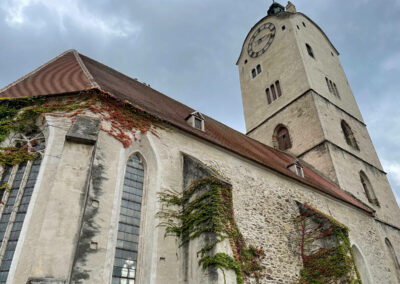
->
<box><xmin>294</xmin><ymin>203</ymin><xmax>362</xmax><ymax>283</ymax></box>
<box><xmin>158</xmin><ymin>154</ymin><xmax>265</xmax><ymax>284</ymax></box>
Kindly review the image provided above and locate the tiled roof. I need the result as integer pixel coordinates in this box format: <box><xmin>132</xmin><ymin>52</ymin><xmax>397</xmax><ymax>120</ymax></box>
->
<box><xmin>0</xmin><ymin>50</ymin><xmax>373</xmax><ymax>214</ymax></box>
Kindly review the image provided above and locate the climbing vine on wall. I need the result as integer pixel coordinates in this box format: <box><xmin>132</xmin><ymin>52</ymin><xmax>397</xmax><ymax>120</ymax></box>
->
<box><xmin>0</xmin><ymin>88</ymin><xmax>163</xmax><ymax>151</ymax></box>
<box><xmin>294</xmin><ymin>203</ymin><xmax>362</xmax><ymax>284</ymax></box>
<box><xmin>158</xmin><ymin>177</ymin><xmax>265</xmax><ymax>284</ymax></box>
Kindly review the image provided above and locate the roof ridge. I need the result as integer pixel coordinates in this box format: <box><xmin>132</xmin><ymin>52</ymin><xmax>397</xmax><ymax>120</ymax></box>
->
<box><xmin>72</xmin><ymin>50</ymin><xmax>99</xmax><ymax>88</ymax></box>
<box><xmin>0</xmin><ymin>49</ymin><xmax>77</xmax><ymax>94</ymax></box>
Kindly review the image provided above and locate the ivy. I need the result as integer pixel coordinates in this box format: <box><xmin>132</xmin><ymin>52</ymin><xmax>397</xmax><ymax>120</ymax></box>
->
<box><xmin>295</xmin><ymin>203</ymin><xmax>362</xmax><ymax>284</ymax></box>
<box><xmin>0</xmin><ymin>89</ymin><xmax>163</xmax><ymax>148</ymax></box>
<box><xmin>0</xmin><ymin>147</ymin><xmax>38</xmax><ymax>166</ymax></box>
<box><xmin>158</xmin><ymin>177</ymin><xmax>265</xmax><ymax>284</ymax></box>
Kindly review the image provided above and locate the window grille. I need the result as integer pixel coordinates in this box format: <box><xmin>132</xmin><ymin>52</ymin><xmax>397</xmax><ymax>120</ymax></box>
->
<box><xmin>112</xmin><ymin>154</ymin><xmax>144</xmax><ymax>284</ymax></box>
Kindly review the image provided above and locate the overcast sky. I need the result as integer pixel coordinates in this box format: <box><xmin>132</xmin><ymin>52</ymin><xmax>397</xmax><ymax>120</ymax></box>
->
<box><xmin>1</xmin><ymin>0</ymin><xmax>400</xmax><ymax>206</ymax></box>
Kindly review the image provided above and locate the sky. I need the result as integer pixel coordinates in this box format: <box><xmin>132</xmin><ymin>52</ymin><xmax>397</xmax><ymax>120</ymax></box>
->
<box><xmin>0</xmin><ymin>0</ymin><xmax>400</xmax><ymax>206</ymax></box>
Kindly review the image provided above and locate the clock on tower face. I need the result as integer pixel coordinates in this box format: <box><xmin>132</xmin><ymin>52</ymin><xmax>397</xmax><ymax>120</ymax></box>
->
<box><xmin>247</xmin><ymin>22</ymin><xmax>276</xmax><ymax>58</ymax></box>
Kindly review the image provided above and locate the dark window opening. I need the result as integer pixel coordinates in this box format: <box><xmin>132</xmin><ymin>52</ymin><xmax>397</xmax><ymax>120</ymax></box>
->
<box><xmin>297</xmin><ymin>25</ymin><xmax>300</xmax><ymax>30</ymax></box>
<box><xmin>244</xmin><ymin>59</ymin><xmax>248</xmax><ymax>64</ymax></box>
<box><xmin>271</xmin><ymin>84</ymin><xmax>277</xmax><ymax>100</ymax></box>
<box><xmin>194</xmin><ymin>117</ymin><xmax>202</xmax><ymax>130</ymax></box>
<box><xmin>266</xmin><ymin>88</ymin><xmax>272</xmax><ymax>104</ymax></box>
<box><xmin>256</xmin><ymin>64</ymin><xmax>262</xmax><ymax>74</ymax></box>
<box><xmin>251</xmin><ymin>68</ymin><xmax>256</xmax><ymax>78</ymax></box>
<box><xmin>326</xmin><ymin>77</ymin><xmax>332</xmax><ymax>93</ymax></box>
<box><xmin>302</xmin><ymin>22</ymin><xmax>306</xmax><ymax>27</ymax></box>
<box><xmin>333</xmin><ymin>82</ymin><xmax>340</xmax><ymax>98</ymax></box>
<box><xmin>276</xmin><ymin>126</ymin><xmax>292</xmax><ymax>151</ymax></box>
<box><xmin>331</xmin><ymin>52</ymin><xmax>334</xmax><ymax>56</ymax></box>
<box><xmin>341</xmin><ymin>120</ymin><xmax>359</xmax><ymax>150</ymax></box>
<box><xmin>360</xmin><ymin>171</ymin><xmax>379</xmax><ymax>206</ymax></box>
<box><xmin>275</xmin><ymin>80</ymin><xmax>282</xmax><ymax>97</ymax></box>
<box><xmin>306</xmin><ymin>44</ymin><xmax>314</xmax><ymax>58</ymax></box>
<box><xmin>282</xmin><ymin>25</ymin><xmax>286</xmax><ymax>31</ymax></box>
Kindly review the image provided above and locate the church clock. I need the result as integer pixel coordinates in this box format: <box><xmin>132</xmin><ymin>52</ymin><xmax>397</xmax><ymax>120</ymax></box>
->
<box><xmin>247</xmin><ymin>22</ymin><xmax>276</xmax><ymax>58</ymax></box>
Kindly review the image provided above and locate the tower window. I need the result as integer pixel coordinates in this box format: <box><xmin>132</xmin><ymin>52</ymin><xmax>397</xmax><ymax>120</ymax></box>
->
<box><xmin>297</xmin><ymin>25</ymin><xmax>300</xmax><ymax>30</ymax></box>
<box><xmin>302</xmin><ymin>22</ymin><xmax>306</xmax><ymax>27</ymax></box>
<box><xmin>266</xmin><ymin>81</ymin><xmax>282</xmax><ymax>105</ymax></box>
<box><xmin>244</xmin><ymin>59</ymin><xmax>248</xmax><ymax>64</ymax></box>
<box><xmin>306</xmin><ymin>43</ymin><xmax>314</xmax><ymax>58</ymax></box>
<box><xmin>274</xmin><ymin>125</ymin><xmax>292</xmax><ymax>151</ymax></box>
<box><xmin>266</xmin><ymin>88</ymin><xmax>272</xmax><ymax>104</ymax></box>
<box><xmin>271</xmin><ymin>84</ymin><xmax>277</xmax><ymax>100</ymax></box>
<box><xmin>341</xmin><ymin>120</ymin><xmax>359</xmax><ymax>150</ymax></box>
<box><xmin>325</xmin><ymin>77</ymin><xmax>340</xmax><ymax>99</ymax></box>
<box><xmin>282</xmin><ymin>25</ymin><xmax>286</xmax><ymax>31</ymax></box>
<box><xmin>325</xmin><ymin>77</ymin><xmax>332</xmax><ymax>93</ymax></box>
<box><xmin>256</xmin><ymin>64</ymin><xmax>262</xmax><ymax>74</ymax></box>
<box><xmin>359</xmin><ymin>171</ymin><xmax>379</xmax><ymax>206</ymax></box>
<box><xmin>251</xmin><ymin>69</ymin><xmax>256</xmax><ymax>78</ymax></box>
<box><xmin>275</xmin><ymin>80</ymin><xmax>282</xmax><ymax>97</ymax></box>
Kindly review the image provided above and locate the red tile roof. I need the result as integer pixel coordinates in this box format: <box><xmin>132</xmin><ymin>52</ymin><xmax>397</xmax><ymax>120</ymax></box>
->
<box><xmin>0</xmin><ymin>50</ymin><xmax>373</xmax><ymax>214</ymax></box>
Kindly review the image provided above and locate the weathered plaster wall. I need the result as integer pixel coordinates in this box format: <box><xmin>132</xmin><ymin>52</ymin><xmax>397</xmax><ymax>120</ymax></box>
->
<box><xmin>5</xmin><ymin>111</ymin><xmax>400</xmax><ymax>284</ymax></box>
<box><xmin>291</xmin><ymin>13</ymin><xmax>364</xmax><ymax>122</ymax></box>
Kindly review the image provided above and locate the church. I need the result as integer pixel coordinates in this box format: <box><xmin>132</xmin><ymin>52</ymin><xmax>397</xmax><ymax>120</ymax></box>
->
<box><xmin>0</xmin><ymin>1</ymin><xmax>399</xmax><ymax>283</ymax></box>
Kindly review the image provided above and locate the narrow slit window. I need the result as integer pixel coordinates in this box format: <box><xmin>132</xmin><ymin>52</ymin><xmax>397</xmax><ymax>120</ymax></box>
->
<box><xmin>326</xmin><ymin>77</ymin><xmax>332</xmax><ymax>93</ymax></box>
<box><xmin>266</xmin><ymin>88</ymin><xmax>272</xmax><ymax>104</ymax></box>
<box><xmin>333</xmin><ymin>83</ymin><xmax>340</xmax><ymax>98</ymax></box>
<box><xmin>306</xmin><ymin>43</ymin><xmax>315</xmax><ymax>58</ymax></box>
<box><xmin>271</xmin><ymin>84</ymin><xmax>277</xmax><ymax>100</ymax></box>
<box><xmin>256</xmin><ymin>64</ymin><xmax>262</xmax><ymax>74</ymax></box>
<box><xmin>251</xmin><ymin>69</ymin><xmax>257</xmax><ymax>78</ymax></box>
<box><xmin>275</xmin><ymin>80</ymin><xmax>282</xmax><ymax>97</ymax></box>
<box><xmin>112</xmin><ymin>154</ymin><xmax>145</xmax><ymax>284</ymax></box>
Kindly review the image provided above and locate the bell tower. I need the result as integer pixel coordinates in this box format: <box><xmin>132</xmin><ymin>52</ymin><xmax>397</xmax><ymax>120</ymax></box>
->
<box><xmin>237</xmin><ymin>2</ymin><xmax>400</xmax><ymax>226</ymax></box>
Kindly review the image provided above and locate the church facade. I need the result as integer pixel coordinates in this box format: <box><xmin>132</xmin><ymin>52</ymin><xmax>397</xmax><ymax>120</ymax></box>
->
<box><xmin>0</xmin><ymin>2</ymin><xmax>399</xmax><ymax>284</ymax></box>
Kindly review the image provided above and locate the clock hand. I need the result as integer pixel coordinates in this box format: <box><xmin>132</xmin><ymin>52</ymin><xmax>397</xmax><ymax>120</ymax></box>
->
<box><xmin>256</xmin><ymin>33</ymin><xmax>270</xmax><ymax>45</ymax></box>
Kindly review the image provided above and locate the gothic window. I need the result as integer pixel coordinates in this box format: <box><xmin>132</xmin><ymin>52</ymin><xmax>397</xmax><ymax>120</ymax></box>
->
<box><xmin>359</xmin><ymin>171</ymin><xmax>379</xmax><ymax>206</ymax></box>
<box><xmin>306</xmin><ymin>43</ymin><xmax>315</xmax><ymax>58</ymax></box>
<box><xmin>341</xmin><ymin>120</ymin><xmax>359</xmax><ymax>150</ymax></box>
<box><xmin>274</xmin><ymin>125</ymin><xmax>292</xmax><ymax>151</ymax></box>
<box><xmin>352</xmin><ymin>245</ymin><xmax>373</xmax><ymax>283</ymax></box>
<box><xmin>275</xmin><ymin>80</ymin><xmax>282</xmax><ymax>97</ymax></box>
<box><xmin>0</xmin><ymin>131</ymin><xmax>45</xmax><ymax>283</ymax></box>
<box><xmin>266</xmin><ymin>88</ymin><xmax>272</xmax><ymax>104</ymax></box>
<box><xmin>112</xmin><ymin>154</ymin><xmax>145</xmax><ymax>284</ymax></box>
<box><xmin>385</xmin><ymin>238</ymin><xmax>400</xmax><ymax>281</ymax></box>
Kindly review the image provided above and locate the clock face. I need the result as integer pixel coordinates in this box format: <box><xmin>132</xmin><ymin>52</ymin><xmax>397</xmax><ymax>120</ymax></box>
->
<box><xmin>247</xmin><ymin>22</ymin><xmax>276</xmax><ymax>58</ymax></box>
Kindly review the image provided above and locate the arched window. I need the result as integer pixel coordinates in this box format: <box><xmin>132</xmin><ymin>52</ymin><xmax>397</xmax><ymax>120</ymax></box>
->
<box><xmin>341</xmin><ymin>120</ymin><xmax>359</xmax><ymax>150</ymax></box>
<box><xmin>274</xmin><ymin>125</ymin><xmax>292</xmax><ymax>151</ymax></box>
<box><xmin>306</xmin><ymin>43</ymin><xmax>315</xmax><ymax>58</ymax></box>
<box><xmin>359</xmin><ymin>171</ymin><xmax>379</xmax><ymax>206</ymax></box>
<box><xmin>112</xmin><ymin>154</ymin><xmax>145</xmax><ymax>284</ymax></box>
<box><xmin>271</xmin><ymin>84</ymin><xmax>277</xmax><ymax>100</ymax></box>
<box><xmin>0</xmin><ymin>131</ymin><xmax>45</xmax><ymax>282</ymax></box>
<box><xmin>385</xmin><ymin>238</ymin><xmax>400</xmax><ymax>281</ymax></box>
<box><xmin>266</xmin><ymin>88</ymin><xmax>272</xmax><ymax>104</ymax></box>
<box><xmin>352</xmin><ymin>245</ymin><xmax>373</xmax><ymax>284</ymax></box>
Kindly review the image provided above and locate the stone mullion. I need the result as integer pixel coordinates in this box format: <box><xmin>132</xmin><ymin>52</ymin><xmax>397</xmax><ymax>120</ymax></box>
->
<box><xmin>0</xmin><ymin>161</ymin><xmax>32</xmax><ymax>264</ymax></box>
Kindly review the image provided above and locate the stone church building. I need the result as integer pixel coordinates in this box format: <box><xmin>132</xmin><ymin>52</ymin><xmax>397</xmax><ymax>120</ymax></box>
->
<box><xmin>0</xmin><ymin>2</ymin><xmax>399</xmax><ymax>283</ymax></box>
